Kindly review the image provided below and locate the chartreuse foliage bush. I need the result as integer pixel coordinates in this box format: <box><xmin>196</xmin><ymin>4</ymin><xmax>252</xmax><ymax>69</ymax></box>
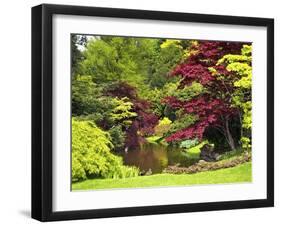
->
<box><xmin>241</xmin><ymin>137</ymin><xmax>251</xmax><ymax>150</ymax></box>
<box><xmin>109</xmin><ymin>97</ymin><xmax>137</xmax><ymax>127</ymax></box>
<box><xmin>167</xmin><ymin>111</ymin><xmax>197</xmax><ymax>139</ymax></box>
<box><xmin>158</xmin><ymin>117</ymin><xmax>172</xmax><ymax>126</ymax></box>
<box><xmin>145</xmin><ymin>82</ymin><xmax>179</xmax><ymax>117</ymax></box>
<box><xmin>72</xmin><ymin>118</ymin><xmax>139</xmax><ymax>182</ymax></box>
<box><xmin>187</xmin><ymin>140</ymin><xmax>209</xmax><ymax>154</ymax></box>
<box><xmin>154</xmin><ymin>117</ymin><xmax>172</xmax><ymax>136</ymax></box>
<box><xmin>179</xmin><ymin>139</ymin><xmax>199</xmax><ymax>149</ymax></box>
<box><xmin>160</xmin><ymin>39</ymin><xmax>182</xmax><ymax>49</ymax></box>
<box><xmin>173</xmin><ymin>82</ymin><xmax>204</xmax><ymax>102</ymax></box>
<box><xmin>217</xmin><ymin>45</ymin><xmax>252</xmax><ymax>150</ymax></box>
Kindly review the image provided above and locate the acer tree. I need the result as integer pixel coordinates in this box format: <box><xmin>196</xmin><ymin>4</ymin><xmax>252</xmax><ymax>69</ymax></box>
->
<box><xmin>106</xmin><ymin>82</ymin><xmax>159</xmax><ymax>149</ymax></box>
<box><xmin>164</xmin><ymin>41</ymin><xmax>250</xmax><ymax>151</ymax></box>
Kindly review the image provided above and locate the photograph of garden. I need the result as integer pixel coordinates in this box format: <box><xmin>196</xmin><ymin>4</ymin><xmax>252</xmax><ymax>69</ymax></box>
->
<box><xmin>71</xmin><ymin>34</ymin><xmax>252</xmax><ymax>190</ymax></box>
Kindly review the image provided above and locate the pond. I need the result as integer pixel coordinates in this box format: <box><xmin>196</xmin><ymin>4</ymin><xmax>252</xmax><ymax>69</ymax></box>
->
<box><xmin>119</xmin><ymin>143</ymin><xmax>199</xmax><ymax>174</ymax></box>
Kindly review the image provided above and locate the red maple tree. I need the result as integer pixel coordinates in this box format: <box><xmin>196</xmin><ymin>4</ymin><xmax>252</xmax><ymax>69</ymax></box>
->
<box><xmin>164</xmin><ymin>41</ymin><xmax>244</xmax><ymax>150</ymax></box>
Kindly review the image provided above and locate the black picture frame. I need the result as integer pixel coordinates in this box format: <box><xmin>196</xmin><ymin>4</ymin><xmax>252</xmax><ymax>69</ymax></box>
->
<box><xmin>32</xmin><ymin>3</ymin><xmax>274</xmax><ymax>222</ymax></box>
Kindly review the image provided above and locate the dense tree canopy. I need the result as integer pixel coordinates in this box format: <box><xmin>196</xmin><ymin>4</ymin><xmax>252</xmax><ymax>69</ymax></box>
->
<box><xmin>72</xmin><ymin>36</ymin><xmax>186</xmax><ymax>150</ymax></box>
<box><xmin>71</xmin><ymin>35</ymin><xmax>252</xmax><ymax>182</ymax></box>
<box><xmin>164</xmin><ymin>41</ymin><xmax>251</xmax><ymax>150</ymax></box>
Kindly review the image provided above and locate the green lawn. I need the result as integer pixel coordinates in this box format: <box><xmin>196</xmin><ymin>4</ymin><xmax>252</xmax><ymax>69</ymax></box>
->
<box><xmin>72</xmin><ymin>162</ymin><xmax>251</xmax><ymax>190</ymax></box>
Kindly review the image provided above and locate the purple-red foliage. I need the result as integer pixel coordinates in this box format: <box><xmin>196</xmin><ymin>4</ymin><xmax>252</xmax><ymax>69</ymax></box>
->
<box><xmin>106</xmin><ymin>82</ymin><xmax>158</xmax><ymax>149</ymax></box>
<box><xmin>105</xmin><ymin>81</ymin><xmax>137</xmax><ymax>99</ymax></box>
<box><xmin>187</xmin><ymin>41</ymin><xmax>243</xmax><ymax>66</ymax></box>
<box><xmin>124</xmin><ymin>121</ymin><xmax>141</xmax><ymax>149</ymax></box>
<box><xmin>171</xmin><ymin>41</ymin><xmax>242</xmax><ymax>87</ymax></box>
<box><xmin>165</xmin><ymin>41</ymin><xmax>244</xmax><ymax>142</ymax></box>
<box><xmin>172</xmin><ymin>64</ymin><xmax>214</xmax><ymax>87</ymax></box>
<box><xmin>133</xmin><ymin>99</ymin><xmax>158</xmax><ymax>136</ymax></box>
<box><xmin>166</xmin><ymin>121</ymin><xmax>208</xmax><ymax>142</ymax></box>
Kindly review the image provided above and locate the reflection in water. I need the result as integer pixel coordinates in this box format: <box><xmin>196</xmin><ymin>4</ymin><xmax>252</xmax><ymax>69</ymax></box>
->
<box><xmin>119</xmin><ymin>143</ymin><xmax>198</xmax><ymax>174</ymax></box>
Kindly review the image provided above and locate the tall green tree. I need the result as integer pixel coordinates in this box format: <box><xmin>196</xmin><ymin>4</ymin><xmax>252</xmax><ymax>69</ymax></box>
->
<box><xmin>217</xmin><ymin>45</ymin><xmax>252</xmax><ymax>150</ymax></box>
<box><xmin>71</xmin><ymin>35</ymin><xmax>87</xmax><ymax>76</ymax></box>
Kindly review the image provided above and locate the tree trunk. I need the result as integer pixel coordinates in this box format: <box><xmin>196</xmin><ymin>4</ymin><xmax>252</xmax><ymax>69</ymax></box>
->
<box><xmin>238</xmin><ymin>111</ymin><xmax>243</xmax><ymax>142</ymax></box>
<box><xmin>225</xmin><ymin>119</ymin><xmax>236</xmax><ymax>150</ymax></box>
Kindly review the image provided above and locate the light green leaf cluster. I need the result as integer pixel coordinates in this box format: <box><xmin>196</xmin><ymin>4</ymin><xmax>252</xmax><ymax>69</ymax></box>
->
<box><xmin>145</xmin><ymin>82</ymin><xmax>179</xmax><ymax>116</ymax></box>
<box><xmin>160</xmin><ymin>39</ymin><xmax>182</xmax><ymax>49</ymax></box>
<box><xmin>241</xmin><ymin>136</ymin><xmax>251</xmax><ymax>150</ymax></box>
<box><xmin>179</xmin><ymin>138</ymin><xmax>199</xmax><ymax>149</ymax></box>
<box><xmin>228</xmin><ymin>63</ymin><xmax>252</xmax><ymax>89</ymax></box>
<box><xmin>79</xmin><ymin>37</ymin><xmax>160</xmax><ymax>97</ymax></box>
<box><xmin>182</xmin><ymin>40</ymin><xmax>199</xmax><ymax>60</ymax></box>
<box><xmin>240</xmin><ymin>101</ymin><xmax>252</xmax><ymax>129</ymax></box>
<box><xmin>81</xmin><ymin>40</ymin><xmax>120</xmax><ymax>83</ymax></box>
<box><xmin>174</xmin><ymin>82</ymin><xmax>204</xmax><ymax>101</ymax></box>
<box><xmin>187</xmin><ymin>140</ymin><xmax>210</xmax><ymax>154</ymax></box>
<box><xmin>109</xmin><ymin>97</ymin><xmax>137</xmax><ymax>126</ymax></box>
<box><xmin>217</xmin><ymin>54</ymin><xmax>251</xmax><ymax>65</ymax></box>
<box><xmin>217</xmin><ymin>45</ymin><xmax>252</xmax><ymax>149</ymax></box>
<box><xmin>168</xmin><ymin>112</ymin><xmax>197</xmax><ymax>136</ymax></box>
<box><xmin>158</xmin><ymin>117</ymin><xmax>172</xmax><ymax>126</ymax></box>
<box><xmin>241</xmin><ymin>44</ymin><xmax>252</xmax><ymax>56</ymax></box>
<box><xmin>154</xmin><ymin>117</ymin><xmax>172</xmax><ymax>137</ymax></box>
<box><xmin>208</xmin><ymin>67</ymin><xmax>217</xmax><ymax>75</ymax></box>
<box><xmin>72</xmin><ymin>118</ymin><xmax>139</xmax><ymax>182</ymax></box>
<box><xmin>218</xmin><ymin>45</ymin><xmax>252</xmax><ymax>89</ymax></box>
<box><xmin>234</xmin><ymin>74</ymin><xmax>252</xmax><ymax>89</ymax></box>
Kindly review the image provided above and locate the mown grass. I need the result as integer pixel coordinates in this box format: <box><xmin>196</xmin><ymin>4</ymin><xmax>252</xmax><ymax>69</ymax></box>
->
<box><xmin>72</xmin><ymin>162</ymin><xmax>251</xmax><ymax>190</ymax></box>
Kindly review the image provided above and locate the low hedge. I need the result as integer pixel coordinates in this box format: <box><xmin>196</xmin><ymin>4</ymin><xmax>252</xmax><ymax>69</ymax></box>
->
<box><xmin>163</xmin><ymin>152</ymin><xmax>251</xmax><ymax>174</ymax></box>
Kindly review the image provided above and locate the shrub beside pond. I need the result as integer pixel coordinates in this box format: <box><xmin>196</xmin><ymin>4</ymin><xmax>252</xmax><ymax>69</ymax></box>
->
<box><xmin>163</xmin><ymin>152</ymin><xmax>251</xmax><ymax>174</ymax></box>
<box><xmin>72</xmin><ymin>118</ymin><xmax>139</xmax><ymax>182</ymax></box>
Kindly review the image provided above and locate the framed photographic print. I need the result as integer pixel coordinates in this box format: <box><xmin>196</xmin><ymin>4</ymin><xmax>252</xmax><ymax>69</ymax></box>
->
<box><xmin>31</xmin><ymin>4</ymin><xmax>274</xmax><ymax>221</ymax></box>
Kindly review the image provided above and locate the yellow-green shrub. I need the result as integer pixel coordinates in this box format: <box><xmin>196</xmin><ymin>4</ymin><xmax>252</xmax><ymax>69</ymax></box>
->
<box><xmin>72</xmin><ymin>118</ymin><xmax>139</xmax><ymax>182</ymax></box>
<box><xmin>154</xmin><ymin>117</ymin><xmax>172</xmax><ymax>136</ymax></box>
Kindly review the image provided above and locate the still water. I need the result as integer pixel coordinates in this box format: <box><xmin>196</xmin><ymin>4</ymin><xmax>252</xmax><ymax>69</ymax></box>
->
<box><xmin>119</xmin><ymin>143</ymin><xmax>198</xmax><ymax>174</ymax></box>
